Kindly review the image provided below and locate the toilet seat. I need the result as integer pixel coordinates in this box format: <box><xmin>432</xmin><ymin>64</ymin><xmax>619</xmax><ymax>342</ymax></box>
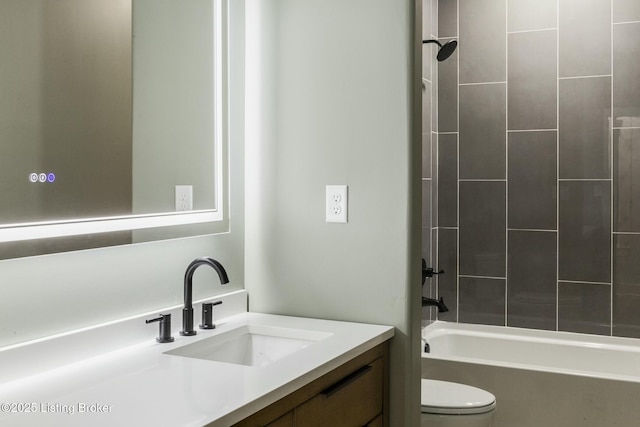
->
<box><xmin>421</xmin><ymin>379</ymin><xmax>496</xmax><ymax>415</ymax></box>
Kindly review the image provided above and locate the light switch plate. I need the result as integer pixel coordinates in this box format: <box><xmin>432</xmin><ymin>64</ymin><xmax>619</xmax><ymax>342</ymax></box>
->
<box><xmin>326</xmin><ymin>185</ymin><xmax>348</xmax><ymax>223</ymax></box>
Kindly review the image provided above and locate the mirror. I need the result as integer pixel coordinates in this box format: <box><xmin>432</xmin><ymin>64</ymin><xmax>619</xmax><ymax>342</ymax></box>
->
<box><xmin>0</xmin><ymin>0</ymin><xmax>227</xmax><ymax>259</ymax></box>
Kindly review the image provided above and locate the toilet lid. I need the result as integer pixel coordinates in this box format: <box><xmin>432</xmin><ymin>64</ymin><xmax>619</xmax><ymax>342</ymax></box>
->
<box><xmin>421</xmin><ymin>379</ymin><xmax>496</xmax><ymax>415</ymax></box>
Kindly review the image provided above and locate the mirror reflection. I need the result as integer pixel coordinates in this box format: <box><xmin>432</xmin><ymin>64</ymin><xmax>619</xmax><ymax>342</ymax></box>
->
<box><xmin>0</xmin><ymin>0</ymin><xmax>223</xmax><ymax>258</ymax></box>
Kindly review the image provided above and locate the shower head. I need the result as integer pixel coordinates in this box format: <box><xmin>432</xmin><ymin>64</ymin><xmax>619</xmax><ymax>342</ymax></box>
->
<box><xmin>436</xmin><ymin>39</ymin><xmax>457</xmax><ymax>61</ymax></box>
<box><xmin>423</xmin><ymin>38</ymin><xmax>457</xmax><ymax>62</ymax></box>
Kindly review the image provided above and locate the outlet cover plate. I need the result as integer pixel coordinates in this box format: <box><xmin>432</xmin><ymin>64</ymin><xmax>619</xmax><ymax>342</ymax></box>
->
<box><xmin>326</xmin><ymin>185</ymin><xmax>348</xmax><ymax>223</ymax></box>
<box><xmin>175</xmin><ymin>185</ymin><xmax>193</xmax><ymax>211</ymax></box>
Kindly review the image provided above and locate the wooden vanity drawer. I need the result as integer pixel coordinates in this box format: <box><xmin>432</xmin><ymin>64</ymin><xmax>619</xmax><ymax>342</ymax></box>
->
<box><xmin>233</xmin><ymin>343</ymin><xmax>388</xmax><ymax>427</ymax></box>
<box><xmin>294</xmin><ymin>357</ymin><xmax>383</xmax><ymax>427</ymax></box>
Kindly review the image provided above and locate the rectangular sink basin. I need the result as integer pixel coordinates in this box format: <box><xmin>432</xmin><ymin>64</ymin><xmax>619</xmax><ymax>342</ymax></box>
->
<box><xmin>165</xmin><ymin>324</ymin><xmax>332</xmax><ymax>367</ymax></box>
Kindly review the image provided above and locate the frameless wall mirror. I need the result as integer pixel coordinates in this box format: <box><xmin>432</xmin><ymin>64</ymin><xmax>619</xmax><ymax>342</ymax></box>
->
<box><xmin>0</xmin><ymin>0</ymin><xmax>228</xmax><ymax>259</ymax></box>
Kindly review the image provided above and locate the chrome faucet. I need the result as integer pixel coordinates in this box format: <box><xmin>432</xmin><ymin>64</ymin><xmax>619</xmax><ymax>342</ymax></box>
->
<box><xmin>180</xmin><ymin>257</ymin><xmax>229</xmax><ymax>336</ymax></box>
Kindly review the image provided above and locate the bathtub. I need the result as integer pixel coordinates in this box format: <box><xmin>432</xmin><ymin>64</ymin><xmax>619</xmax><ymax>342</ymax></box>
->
<box><xmin>421</xmin><ymin>321</ymin><xmax>640</xmax><ymax>427</ymax></box>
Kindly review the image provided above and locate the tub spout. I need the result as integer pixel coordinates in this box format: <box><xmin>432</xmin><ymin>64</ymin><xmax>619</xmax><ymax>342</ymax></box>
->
<box><xmin>422</xmin><ymin>296</ymin><xmax>449</xmax><ymax>313</ymax></box>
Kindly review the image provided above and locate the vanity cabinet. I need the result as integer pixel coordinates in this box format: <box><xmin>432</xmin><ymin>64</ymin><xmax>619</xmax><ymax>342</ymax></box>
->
<box><xmin>234</xmin><ymin>342</ymin><xmax>389</xmax><ymax>427</ymax></box>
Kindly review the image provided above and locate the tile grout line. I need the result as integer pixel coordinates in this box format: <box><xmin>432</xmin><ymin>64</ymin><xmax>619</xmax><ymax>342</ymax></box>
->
<box><xmin>460</xmin><ymin>274</ymin><xmax>507</xmax><ymax>281</ymax></box>
<box><xmin>456</xmin><ymin>0</ymin><xmax>460</xmax><ymax>324</ymax></box>
<box><xmin>507</xmin><ymin>27</ymin><xmax>557</xmax><ymax>35</ymax></box>
<box><xmin>431</xmin><ymin>32</ymin><xmax>434</xmax><ymax>322</ymax></box>
<box><xmin>505</xmin><ymin>0</ymin><xmax>509</xmax><ymax>327</ymax></box>
<box><xmin>508</xmin><ymin>128</ymin><xmax>557</xmax><ymax>132</ymax></box>
<box><xmin>431</xmin><ymin>17</ymin><xmax>436</xmax><ymax>322</ymax></box>
<box><xmin>432</xmin><ymin>1</ymin><xmax>438</xmax><ymax>323</ymax></box>
<box><xmin>558</xmin><ymin>74</ymin><xmax>612</xmax><ymax>80</ymax></box>
<box><xmin>614</xmin><ymin>19</ymin><xmax>640</xmax><ymax>26</ymax></box>
<box><xmin>556</xmin><ymin>0</ymin><xmax>560</xmax><ymax>332</ymax></box>
<box><xmin>559</xmin><ymin>279</ymin><xmax>613</xmax><ymax>286</ymax></box>
<box><xmin>459</xmin><ymin>81</ymin><xmax>506</xmax><ymax>86</ymax></box>
<box><xmin>610</xmin><ymin>0</ymin><xmax>614</xmax><ymax>337</ymax></box>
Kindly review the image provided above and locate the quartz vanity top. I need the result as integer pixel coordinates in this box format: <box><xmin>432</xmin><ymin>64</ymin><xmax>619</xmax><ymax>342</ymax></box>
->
<box><xmin>0</xmin><ymin>307</ymin><xmax>394</xmax><ymax>427</ymax></box>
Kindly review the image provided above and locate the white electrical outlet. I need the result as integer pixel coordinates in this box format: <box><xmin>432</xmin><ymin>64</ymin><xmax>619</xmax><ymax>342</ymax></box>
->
<box><xmin>326</xmin><ymin>185</ymin><xmax>348</xmax><ymax>223</ymax></box>
<box><xmin>175</xmin><ymin>185</ymin><xmax>193</xmax><ymax>211</ymax></box>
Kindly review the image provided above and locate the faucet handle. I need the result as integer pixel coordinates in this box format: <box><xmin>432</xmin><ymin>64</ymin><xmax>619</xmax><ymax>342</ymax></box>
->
<box><xmin>422</xmin><ymin>258</ymin><xmax>444</xmax><ymax>285</ymax></box>
<box><xmin>200</xmin><ymin>301</ymin><xmax>222</xmax><ymax>329</ymax></box>
<box><xmin>146</xmin><ymin>314</ymin><xmax>175</xmax><ymax>343</ymax></box>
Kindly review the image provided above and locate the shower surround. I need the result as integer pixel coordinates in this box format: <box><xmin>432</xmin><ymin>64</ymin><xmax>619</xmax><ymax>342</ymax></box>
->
<box><xmin>424</xmin><ymin>0</ymin><xmax>640</xmax><ymax>338</ymax></box>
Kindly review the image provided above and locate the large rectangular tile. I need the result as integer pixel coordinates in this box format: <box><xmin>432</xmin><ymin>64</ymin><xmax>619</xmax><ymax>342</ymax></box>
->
<box><xmin>508</xmin><ymin>131</ymin><xmax>557</xmax><ymax>230</ymax></box>
<box><xmin>613</xmin><ymin>234</ymin><xmax>640</xmax><ymax>338</ymax></box>
<box><xmin>614</xmin><ymin>0</ymin><xmax>640</xmax><ymax>23</ymax></box>
<box><xmin>437</xmin><ymin>39</ymin><xmax>458</xmax><ymax>132</ymax></box>
<box><xmin>436</xmin><ymin>228</ymin><xmax>458</xmax><ymax>322</ymax></box>
<box><xmin>459</xmin><ymin>83</ymin><xmax>506</xmax><ymax>179</ymax></box>
<box><xmin>431</xmin><ymin>69</ymin><xmax>439</xmax><ymax>133</ymax></box>
<box><xmin>422</xmin><ymin>180</ymin><xmax>431</xmax><ymax>229</ymax></box>
<box><xmin>422</xmin><ymin>228</ymin><xmax>435</xmax><ymax>322</ymax></box>
<box><xmin>558</xmin><ymin>181</ymin><xmax>611</xmax><ymax>283</ymax></box>
<box><xmin>614</xmin><ymin>128</ymin><xmax>640</xmax><ymax>232</ymax></box>
<box><xmin>459</xmin><ymin>181</ymin><xmax>506</xmax><ymax>277</ymax></box>
<box><xmin>422</xmin><ymin>0</ymin><xmax>433</xmax><ymax>41</ymax></box>
<box><xmin>422</xmin><ymin>0</ymin><xmax>433</xmax><ymax>82</ymax></box>
<box><xmin>459</xmin><ymin>277</ymin><xmax>506</xmax><ymax>326</ymax></box>
<box><xmin>559</xmin><ymin>0</ymin><xmax>611</xmax><ymax>77</ymax></box>
<box><xmin>613</xmin><ymin>22</ymin><xmax>640</xmax><ymax>126</ymax></box>
<box><xmin>508</xmin><ymin>0</ymin><xmax>557</xmax><ymax>32</ymax></box>
<box><xmin>558</xmin><ymin>281</ymin><xmax>611</xmax><ymax>336</ymax></box>
<box><xmin>559</xmin><ymin>76</ymin><xmax>611</xmax><ymax>179</ymax></box>
<box><xmin>459</xmin><ymin>0</ymin><xmax>506</xmax><ymax>84</ymax></box>
<box><xmin>423</xmin><ymin>227</ymin><xmax>438</xmax><ymax>325</ymax></box>
<box><xmin>421</xmin><ymin>227</ymin><xmax>432</xmax><ymax>269</ymax></box>
<box><xmin>431</xmin><ymin>0</ymin><xmax>439</xmax><ymax>40</ymax></box>
<box><xmin>422</xmin><ymin>82</ymin><xmax>432</xmax><ymax>138</ymax></box>
<box><xmin>422</xmin><ymin>132</ymin><xmax>431</xmax><ymax>179</ymax></box>
<box><xmin>507</xmin><ymin>230</ymin><xmax>557</xmax><ymax>330</ymax></box>
<box><xmin>431</xmin><ymin>133</ymin><xmax>439</xmax><ymax>227</ymax></box>
<box><xmin>438</xmin><ymin>0</ymin><xmax>457</xmax><ymax>38</ymax></box>
<box><xmin>438</xmin><ymin>134</ymin><xmax>457</xmax><ymax>227</ymax></box>
<box><xmin>508</xmin><ymin>30</ymin><xmax>557</xmax><ymax>131</ymax></box>
<box><xmin>422</xmin><ymin>44</ymin><xmax>432</xmax><ymax>83</ymax></box>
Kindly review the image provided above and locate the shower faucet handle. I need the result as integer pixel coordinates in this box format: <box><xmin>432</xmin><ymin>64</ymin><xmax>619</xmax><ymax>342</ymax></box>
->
<box><xmin>424</xmin><ymin>268</ymin><xmax>445</xmax><ymax>277</ymax></box>
<box><xmin>422</xmin><ymin>258</ymin><xmax>445</xmax><ymax>285</ymax></box>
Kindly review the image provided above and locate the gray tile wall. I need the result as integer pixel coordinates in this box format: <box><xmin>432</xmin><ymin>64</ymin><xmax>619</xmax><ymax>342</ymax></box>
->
<box><xmin>423</xmin><ymin>0</ymin><xmax>640</xmax><ymax>338</ymax></box>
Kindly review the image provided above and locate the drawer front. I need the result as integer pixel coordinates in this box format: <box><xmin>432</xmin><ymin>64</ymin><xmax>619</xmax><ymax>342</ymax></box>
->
<box><xmin>295</xmin><ymin>357</ymin><xmax>383</xmax><ymax>427</ymax></box>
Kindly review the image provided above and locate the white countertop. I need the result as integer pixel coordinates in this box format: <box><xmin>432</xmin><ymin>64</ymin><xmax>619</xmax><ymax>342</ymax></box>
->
<box><xmin>0</xmin><ymin>301</ymin><xmax>394</xmax><ymax>427</ymax></box>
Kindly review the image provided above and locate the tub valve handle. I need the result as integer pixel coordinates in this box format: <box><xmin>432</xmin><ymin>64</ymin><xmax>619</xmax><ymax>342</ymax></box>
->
<box><xmin>422</xmin><ymin>258</ymin><xmax>444</xmax><ymax>285</ymax></box>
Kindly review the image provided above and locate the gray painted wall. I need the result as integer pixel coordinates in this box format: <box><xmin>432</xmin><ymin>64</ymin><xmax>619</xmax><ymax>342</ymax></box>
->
<box><xmin>0</xmin><ymin>1</ymin><xmax>424</xmax><ymax>424</ymax></box>
<box><xmin>244</xmin><ymin>0</ymin><xmax>422</xmax><ymax>425</ymax></box>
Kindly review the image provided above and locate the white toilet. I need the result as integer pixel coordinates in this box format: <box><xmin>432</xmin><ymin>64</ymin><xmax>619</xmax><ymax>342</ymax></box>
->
<box><xmin>421</xmin><ymin>379</ymin><xmax>496</xmax><ymax>427</ymax></box>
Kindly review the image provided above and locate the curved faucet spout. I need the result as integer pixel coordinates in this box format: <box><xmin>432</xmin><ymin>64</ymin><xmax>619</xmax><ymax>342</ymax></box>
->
<box><xmin>181</xmin><ymin>257</ymin><xmax>229</xmax><ymax>336</ymax></box>
<box><xmin>183</xmin><ymin>257</ymin><xmax>229</xmax><ymax>309</ymax></box>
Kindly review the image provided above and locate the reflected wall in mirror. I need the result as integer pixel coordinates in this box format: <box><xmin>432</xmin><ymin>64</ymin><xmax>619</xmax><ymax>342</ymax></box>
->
<box><xmin>0</xmin><ymin>0</ymin><xmax>227</xmax><ymax>259</ymax></box>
